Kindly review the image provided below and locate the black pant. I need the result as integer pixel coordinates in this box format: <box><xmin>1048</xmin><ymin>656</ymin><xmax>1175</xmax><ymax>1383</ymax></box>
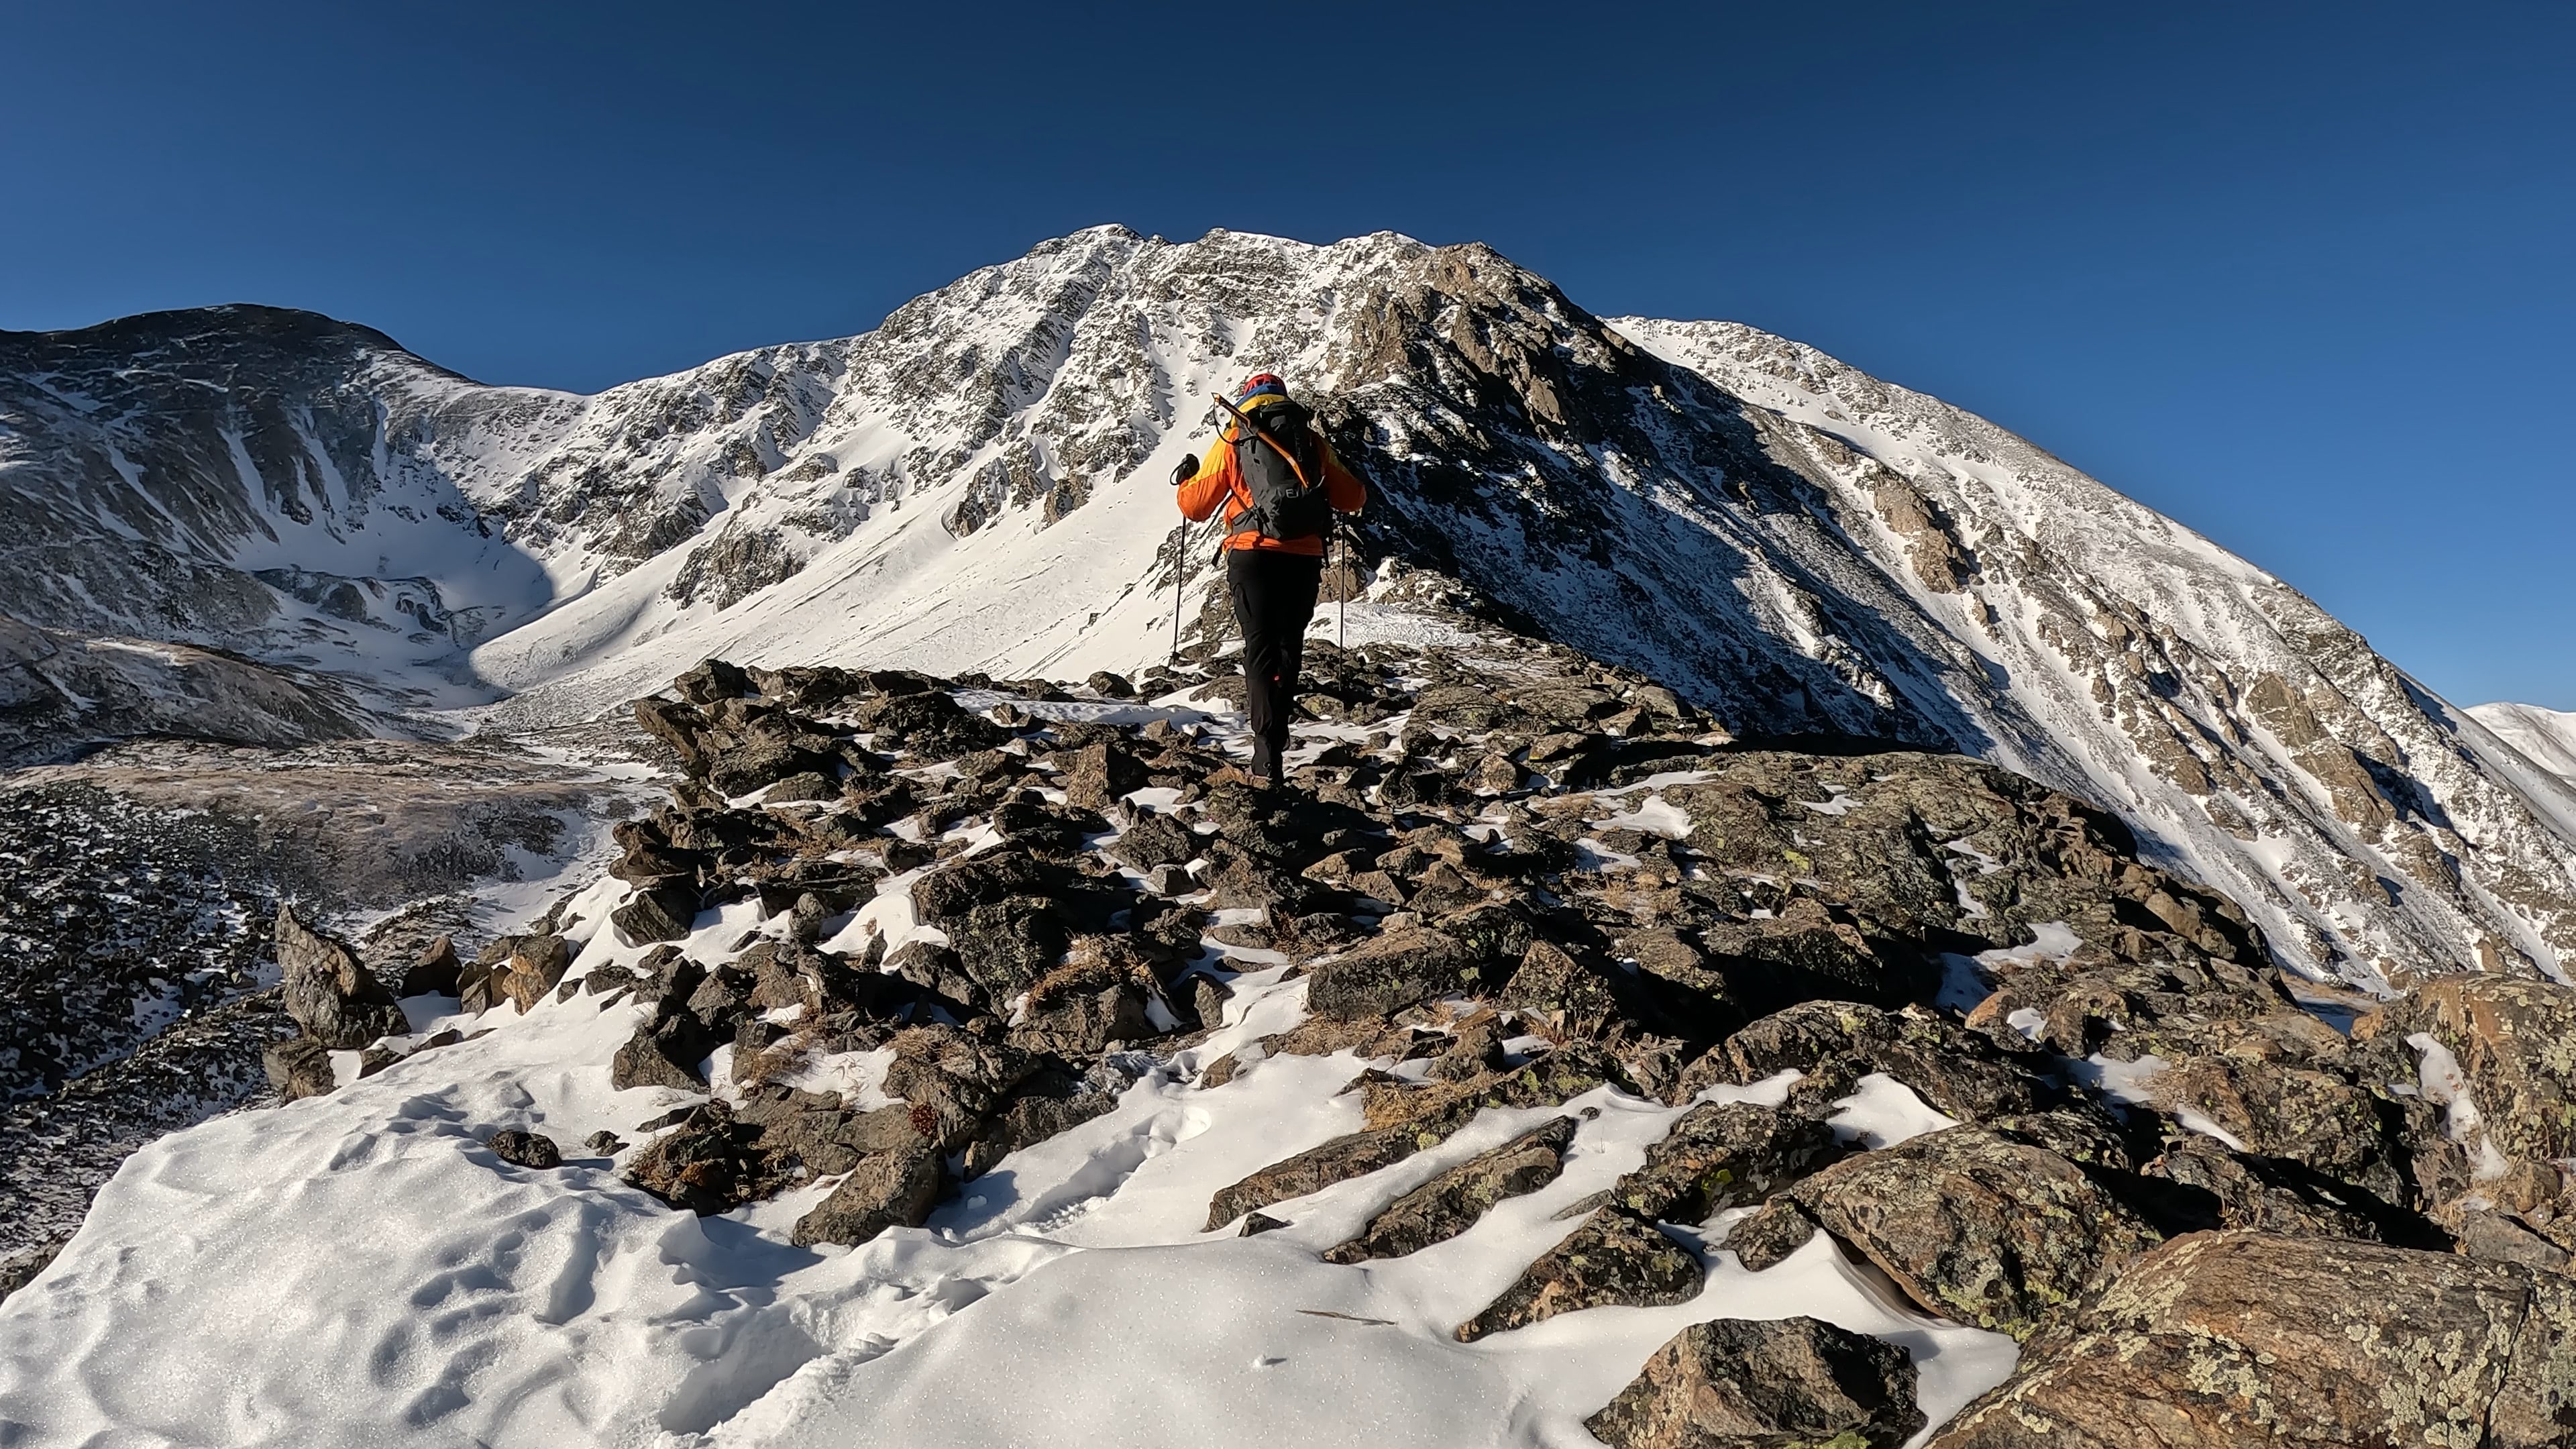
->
<box><xmin>1227</xmin><ymin>548</ymin><xmax>1323</xmax><ymax>781</ymax></box>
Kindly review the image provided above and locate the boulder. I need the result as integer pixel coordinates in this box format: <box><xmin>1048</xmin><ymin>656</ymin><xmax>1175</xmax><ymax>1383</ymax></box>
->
<box><xmin>1205</xmin><ymin>1125</ymin><xmax>1419</xmax><ymax>1231</ymax></box>
<box><xmin>612</xmin><ymin>878</ymin><xmax>701</xmax><ymax>947</ymax></box>
<box><xmin>1303</xmin><ymin>927</ymin><xmax>1476</xmax><ymax>1019</ymax></box>
<box><xmin>1608</xmin><ymin>1101</ymin><xmax>1843</xmax><ymax>1224</ymax></box>
<box><xmin>485</xmin><ymin>1130</ymin><xmax>563</xmax><ymax>1169</ymax></box>
<box><xmin>1455</xmin><ymin>1207</ymin><xmax>1704</xmax><ymax>1341</ymax></box>
<box><xmin>1587</xmin><ymin>1316</ymin><xmax>1925</xmax><ymax>1449</ymax></box>
<box><xmin>1324</xmin><ymin>1116</ymin><xmax>1577</xmax><ymax>1264</ymax></box>
<box><xmin>262</xmin><ymin>1034</ymin><xmax>335</xmax><ymax>1099</ymax></box>
<box><xmin>275</xmin><ymin>904</ymin><xmax>410</xmax><ymax>1049</ymax></box>
<box><xmin>790</xmin><ymin>1139</ymin><xmax>945</xmax><ymax>1248</ymax></box>
<box><xmin>1060</xmin><ymin>742</ymin><xmax>1148</xmax><ymax>811</ymax></box>
<box><xmin>1930</xmin><ymin>1231</ymin><xmax>2576</xmax><ymax>1449</ymax></box>
<box><xmin>397</xmin><ymin>935</ymin><xmax>463</xmax><ymax>998</ymax></box>
<box><xmin>1733</xmin><ymin>1125</ymin><xmax>2160</xmax><ymax>1342</ymax></box>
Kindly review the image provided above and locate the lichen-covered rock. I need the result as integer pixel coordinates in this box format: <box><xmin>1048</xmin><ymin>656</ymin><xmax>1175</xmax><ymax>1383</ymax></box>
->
<box><xmin>1736</xmin><ymin>1124</ymin><xmax>2161</xmax><ymax>1342</ymax></box>
<box><xmin>1205</xmin><ymin>1124</ymin><xmax>1419</xmax><ymax>1232</ymax></box>
<box><xmin>1608</xmin><ymin>1100</ymin><xmax>1843</xmax><ymax>1225</ymax></box>
<box><xmin>274</xmin><ymin>904</ymin><xmax>408</xmax><ymax>1049</ymax></box>
<box><xmin>1324</xmin><ymin>1116</ymin><xmax>1576</xmax><ymax>1263</ymax></box>
<box><xmin>1703</xmin><ymin>1000</ymin><xmax>2047</xmax><ymax>1122</ymax></box>
<box><xmin>1454</xmin><ymin>1207</ymin><xmax>1705</xmax><ymax>1340</ymax></box>
<box><xmin>2358</xmin><ymin>975</ymin><xmax>2576</xmax><ymax>1163</ymax></box>
<box><xmin>1930</xmin><ymin>1231</ymin><xmax>2576</xmax><ymax>1449</ymax></box>
<box><xmin>1587</xmin><ymin>1316</ymin><xmax>1925</xmax><ymax>1449</ymax></box>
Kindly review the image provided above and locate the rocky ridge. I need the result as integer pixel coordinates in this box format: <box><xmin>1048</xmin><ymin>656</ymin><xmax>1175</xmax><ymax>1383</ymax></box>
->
<box><xmin>107</xmin><ymin>624</ymin><xmax>2576</xmax><ymax>1445</ymax></box>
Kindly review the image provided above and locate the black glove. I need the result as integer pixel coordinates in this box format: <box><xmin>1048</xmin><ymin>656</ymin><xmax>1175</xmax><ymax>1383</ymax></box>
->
<box><xmin>1171</xmin><ymin>453</ymin><xmax>1199</xmax><ymax>486</ymax></box>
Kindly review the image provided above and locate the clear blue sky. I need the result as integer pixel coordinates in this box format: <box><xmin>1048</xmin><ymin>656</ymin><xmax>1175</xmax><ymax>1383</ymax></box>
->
<box><xmin>9</xmin><ymin>2</ymin><xmax>2572</xmax><ymax>706</ymax></box>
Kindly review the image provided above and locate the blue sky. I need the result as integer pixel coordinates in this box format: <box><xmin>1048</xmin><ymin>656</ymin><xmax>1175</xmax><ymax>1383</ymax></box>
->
<box><xmin>7</xmin><ymin>2</ymin><xmax>2572</xmax><ymax>706</ymax></box>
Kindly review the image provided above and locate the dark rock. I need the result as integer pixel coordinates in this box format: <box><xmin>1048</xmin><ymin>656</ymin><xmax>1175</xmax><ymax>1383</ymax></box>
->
<box><xmin>262</xmin><ymin>1034</ymin><xmax>335</xmax><ymax>1099</ymax></box>
<box><xmin>1455</xmin><ymin>1207</ymin><xmax>1704</xmax><ymax>1340</ymax></box>
<box><xmin>1609</xmin><ymin>1101</ymin><xmax>1845</xmax><ymax>1224</ymax></box>
<box><xmin>612</xmin><ymin>878</ymin><xmax>702</xmax><ymax>947</ymax></box>
<box><xmin>1303</xmin><ymin>927</ymin><xmax>1475</xmax><ymax>1019</ymax></box>
<box><xmin>1324</xmin><ymin>1116</ymin><xmax>1577</xmax><ymax>1263</ymax></box>
<box><xmin>1587</xmin><ymin>1316</ymin><xmax>1925</xmax><ymax>1449</ymax></box>
<box><xmin>1239</xmin><ymin>1212</ymin><xmax>1290</xmax><ymax>1236</ymax></box>
<box><xmin>397</xmin><ymin>935</ymin><xmax>462</xmax><ymax>998</ymax></box>
<box><xmin>274</xmin><ymin>904</ymin><xmax>409</xmax><ymax>1049</ymax></box>
<box><xmin>790</xmin><ymin>1139</ymin><xmax>945</xmax><ymax>1247</ymax></box>
<box><xmin>586</xmin><ymin>1130</ymin><xmax>627</xmax><ymax>1156</ymax></box>
<box><xmin>485</xmin><ymin>1130</ymin><xmax>562</xmax><ymax>1169</ymax></box>
<box><xmin>963</xmin><ymin>1067</ymin><xmax>1123</xmax><ymax>1179</ymax></box>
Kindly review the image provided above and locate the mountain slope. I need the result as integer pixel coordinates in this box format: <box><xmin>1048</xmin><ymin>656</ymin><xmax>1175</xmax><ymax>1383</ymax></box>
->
<box><xmin>6</xmin><ymin>227</ymin><xmax>2576</xmax><ymax>989</ymax></box>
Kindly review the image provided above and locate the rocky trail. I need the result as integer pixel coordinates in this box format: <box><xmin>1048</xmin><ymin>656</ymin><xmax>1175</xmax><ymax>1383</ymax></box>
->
<box><xmin>9</xmin><ymin>617</ymin><xmax>2576</xmax><ymax>1447</ymax></box>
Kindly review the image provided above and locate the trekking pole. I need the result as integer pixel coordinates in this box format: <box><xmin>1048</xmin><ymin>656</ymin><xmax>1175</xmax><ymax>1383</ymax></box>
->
<box><xmin>1337</xmin><ymin>514</ymin><xmax>1348</xmax><ymax>649</ymax></box>
<box><xmin>1166</xmin><ymin>521</ymin><xmax>1185</xmax><ymax>667</ymax></box>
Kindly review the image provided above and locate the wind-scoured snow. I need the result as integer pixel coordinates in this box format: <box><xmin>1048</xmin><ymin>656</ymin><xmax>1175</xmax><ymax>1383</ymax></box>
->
<box><xmin>0</xmin><ymin>857</ymin><xmax>2017</xmax><ymax>1449</ymax></box>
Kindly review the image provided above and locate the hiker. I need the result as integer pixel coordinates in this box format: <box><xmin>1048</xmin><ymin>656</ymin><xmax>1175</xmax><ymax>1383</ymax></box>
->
<box><xmin>1172</xmin><ymin>372</ymin><xmax>1367</xmax><ymax>787</ymax></box>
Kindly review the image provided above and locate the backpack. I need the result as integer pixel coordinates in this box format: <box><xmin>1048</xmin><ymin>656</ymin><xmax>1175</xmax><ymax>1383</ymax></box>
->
<box><xmin>1228</xmin><ymin>401</ymin><xmax>1333</xmax><ymax>542</ymax></box>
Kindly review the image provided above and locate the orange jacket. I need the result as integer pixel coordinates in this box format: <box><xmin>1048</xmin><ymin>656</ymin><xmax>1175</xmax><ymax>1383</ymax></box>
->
<box><xmin>1175</xmin><ymin>419</ymin><xmax>1366</xmax><ymax>555</ymax></box>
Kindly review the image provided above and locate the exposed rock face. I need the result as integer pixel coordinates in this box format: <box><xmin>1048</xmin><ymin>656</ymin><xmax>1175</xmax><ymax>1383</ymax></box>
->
<box><xmin>2358</xmin><ymin>975</ymin><xmax>2576</xmax><ymax>1161</ymax></box>
<box><xmin>790</xmin><ymin>1139</ymin><xmax>945</xmax><ymax>1248</ymax></box>
<box><xmin>1455</xmin><ymin>1208</ymin><xmax>1705</xmax><ymax>1341</ymax></box>
<box><xmin>1324</xmin><ymin>1116</ymin><xmax>1576</xmax><ymax>1263</ymax></box>
<box><xmin>1930</xmin><ymin>1231</ymin><xmax>2576</xmax><ymax>1449</ymax></box>
<box><xmin>274</xmin><ymin>905</ymin><xmax>409</xmax><ymax>1050</ymax></box>
<box><xmin>1733</xmin><ymin>1126</ymin><xmax>2162</xmax><ymax>1343</ymax></box>
<box><xmin>1588</xmin><ymin>1316</ymin><xmax>1926</xmax><ymax>1449</ymax></box>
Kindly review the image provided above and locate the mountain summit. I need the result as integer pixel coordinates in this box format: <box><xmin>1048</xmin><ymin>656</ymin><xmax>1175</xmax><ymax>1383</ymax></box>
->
<box><xmin>7</xmin><ymin>226</ymin><xmax>2576</xmax><ymax>991</ymax></box>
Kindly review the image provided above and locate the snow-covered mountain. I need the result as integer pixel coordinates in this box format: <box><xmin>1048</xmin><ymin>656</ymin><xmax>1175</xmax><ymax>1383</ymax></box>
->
<box><xmin>2468</xmin><ymin>702</ymin><xmax>2576</xmax><ymax>786</ymax></box>
<box><xmin>7</xmin><ymin>225</ymin><xmax>2576</xmax><ymax>991</ymax></box>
